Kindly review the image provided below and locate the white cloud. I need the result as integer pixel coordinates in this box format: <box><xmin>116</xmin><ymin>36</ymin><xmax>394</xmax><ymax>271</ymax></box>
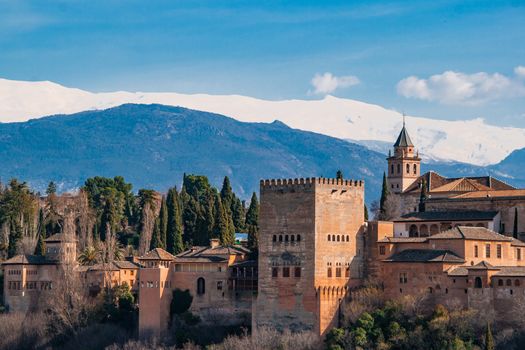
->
<box><xmin>515</xmin><ymin>66</ymin><xmax>525</xmax><ymax>79</ymax></box>
<box><xmin>397</xmin><ymin>67</ymin><xmax>525</xmax><ymax>105</ymax></box>
<box><xmin>310</xmin><ymin>72</ymin><xmax>360</xmax><ymax>95</ymax></box>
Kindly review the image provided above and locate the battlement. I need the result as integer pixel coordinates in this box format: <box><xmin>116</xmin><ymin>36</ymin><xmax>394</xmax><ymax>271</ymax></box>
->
<box><xmin>260</xmin><ymin>177</ymin><xmax>364</xmax><ymax>189</ymax></box>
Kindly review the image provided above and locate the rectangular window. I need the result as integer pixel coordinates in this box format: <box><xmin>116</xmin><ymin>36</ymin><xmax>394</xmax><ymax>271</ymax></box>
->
<box><xmin>497</xmin><ymin>244</ymin><xmax>502</xmax><ymax>259</ymax></box>
<box><xmin>272</xmin><ymin>267</ymin><xmax>278</xmax><ymax>278</ymax></box>
<box><xmin>336</xmin><ymin>267</ymin><xmax>342</xmax><ymax>278</ymax></box>
<box><xmin>518</xmin><ymin>248</ymin><xmax>522</xmax><ymax>260</ymax></box>
<box><xmin>327</xmin><ymin>267</ymin><xmax>332</xmax><ymax>278</ymax></box>
<box><xmin>399</xmin><ymin>272</ymin><xmax>408</xmax><ymax>284</ymax></box>
<box><xmin>379</xmin><ymin>246</ymin><xmax>386</xmax><ymax>255</ymax></box>
<box><xmin>474</xmin><ymin>245</ymin><xmax>478</xmax><ymax>258</ymax></box>
<box><xmin>486</xmin><ymin>244</ymin><xmax>491</xmax><ymax>258</ymax></box>
<box><xmin>217</xmin><ymin>281</ymin><xmax>223</xmax><ymax>290</ymax></box>
<box><xmin>283</xmin><ymin>267</ymin><xmax>290</xmax><ymax>277</ymax></box>
<box><xmin>345</xmin><ymin>267</ymin><xmax>350</xmax><ymax>278</ymax></box>
<box><xmin>294</xmin><ymin>267</ymin><xmax>301</xmax><ymax>278</ymax></box>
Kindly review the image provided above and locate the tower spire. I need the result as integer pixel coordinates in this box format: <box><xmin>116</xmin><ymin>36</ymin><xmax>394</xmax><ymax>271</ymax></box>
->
<box><xmin>402</xmin><ymin>112</ymin><xmax>406</xmax><ymax>127</ymax></box>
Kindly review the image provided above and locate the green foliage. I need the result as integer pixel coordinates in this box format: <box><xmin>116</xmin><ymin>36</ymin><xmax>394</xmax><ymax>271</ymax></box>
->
<box><xmin>336</xmin><ymin>170</ymin><xmax>343</xmax><ymax>180</ymax></box>
<box><xmin>214</xmin><ymin>196</ymin><xmax>235</xmax><ymax>245</ymax></box>
<box><xmin>102</xmin><ymin>283</ymin><xmax>137</xmax><ymax>328</ymax></box>
<box><xmin>325</xmin><ymin>327</ymin><xmax>346</xmax><ymax>350</ymax></box>
<box><xmin>513</xmin><ymin>207</ymin><xmax>519</xmax><ymax>239</ymax></box>
<box><xmin>379</xmin><ymin>172</ymin><xmax>389</xmax><ymax>217</ymax></box>
<box><xmin>170</xmin><ymin>289</ymin><xmax>193</xmax><ymax>315</ymax></box>
<box><xmin>419</xmin><ymin>177</ymin><xmax>428</xmax><ymax>212</ymax></box>
<box><xmin>46</xmin><ymin>181</ymin><xmax>57</xmax><ymax>195</ymax></box>
<box><xmin>150</xmin><ymin>217</ymin><xmax>162</xmax><ymax>250</ymax></box>
<box><xmin>246</xmin><ymin>192</ymin><xmax>259</xmax><ymax>250</ymax></box>
<box><xmin>231</xmin><ymin>197</ymin><xmax>245</xmax><ymax>232</ymax></box>
<box><xmin>7</xmin><ymin>218</ymin><xmax>23</xmax><ymax>258</ymax></box>
<box><xmin>159</xmin><ymin>196</ymin><xmax>168</xmax><ymax>248</ymax></box>
<box><xmin>78</xmin><ymin>246</ymin><xmax>100</xmax><ymax>266</ymax></box>
<box><xmin>34</xmin><ymin>208</ymin><xmax>46</xmax><ymax>256</ymax></box>
<box><xmin>364</xmin><ymin>204</ymin><xmax>369</xmax><ymax>221</ymax></box>
<box><xmin>485</xmin><ymin>322</ymin><xmax>494</xmax><ymax>350</ymax></box>
<box><xmin>166</xmin><ymin>187</ymin><xmax>184</xmax><ymax>254</ymax></box>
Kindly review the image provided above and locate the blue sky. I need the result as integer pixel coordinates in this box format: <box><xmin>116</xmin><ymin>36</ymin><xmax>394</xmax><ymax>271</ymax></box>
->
<box><xmin>1</xmin><ymin>0</ymin><xmax>524</xmax><ymax>126</ymax></box>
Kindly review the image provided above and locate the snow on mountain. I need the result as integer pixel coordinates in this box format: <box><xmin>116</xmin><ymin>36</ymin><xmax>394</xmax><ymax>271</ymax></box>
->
<box><xmin>1</xmin><ymin>78</ymin><xmax>524</xmax><ymax>166</ymax></box>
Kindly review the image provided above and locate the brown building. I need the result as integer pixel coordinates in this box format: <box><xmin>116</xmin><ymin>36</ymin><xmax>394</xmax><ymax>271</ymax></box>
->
<box><xmin>253</xmin><ymin>177</ymin><xmax>366</xmax><ymax>335</ymax></box>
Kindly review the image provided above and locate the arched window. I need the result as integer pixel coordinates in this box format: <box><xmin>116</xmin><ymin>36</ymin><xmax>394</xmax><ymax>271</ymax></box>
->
<box><xmin>406</xmin><ymin>164</ymin><xmax>410</xmax><ymax>174</ymax></box>
<box><xmin>420</xmin><ymin>225</ymin><xmax>429</xmax><ymax>237</ymax></box>
<box><xmin>197</xmin><ymin>277</ymin><xmax>205</xmax><ymax>295</ymax></box>
<box><xmin>290</xmin><ymin>235</ymin><xmax>295</xmax><ymax>242</ymax></box>
<box><xmin>285</xmin><ymin>235</ymin><xmax>289</xmax><ymax>242</ymax></box>
<box><xmin>515</xmin><ymin>279</ymin><xmax>521</xmax><ymax>287</ymax></box>
<box><xmin>430</xmin><ymin>224</ymin><xmax>439</xmax><ymax>235</ymax></box>
<box><xmin>279</xmin><ymin>235</ymin><xmax>283</xmax><ymax>242</ymax></box>
<box><xmin>328</xmin><ymin>235</ymin><xmax>331</xmax><ymax>241</ymax></box>
<box><xmin>507</xmin><ymin>279</ymin><xmax>512</xmax><ymax>286</ymax></box>
<box><xmin>413</xmin><ymin>164</ymin><xmax>417</xmax><ymax>174</ymax></box>
<box><xmin>272</xmin><ymin>235</ymin><xmax>276</xmax><ymax>242</ymax></box>
<box><xmin>474</xmin><ymin>277</ymin><xmax>482</xmax><ymax>288</ymax></box>
<box><xmin>297</xmin><ymin>235</ymin><xmax>301</xmax><ymax>242</ymax></box>
<box><xmin>327</xmin><ymin>267</ymin><xmax>332</xmax><ymax>278</ymax></box>
<box><xmin>337</xmin><ymin>235</ymin><xmax>340</xmax><ymax>242</ymax></box>
<box><xmin>391</xmin><ymin>164</ymin><xmax>394</xmax><ymax>174</ymax></box>
<box><xmin>498</xmin><ymin>279</ymin><xmax>503</xmax><ymax>286</ymax></box>
<box><xmin>409</xmin><ymin>225</ymin><xmax>419</xmax><ymax>237</ymax></box>
<box><xmin>332</xmin><ymin>234</ymin><xmax>335</xmax><ymax>241</ymax></box>
<box><xmin>397</xmin><ymin>164</ymin><xmax>401</xmax><ymax>174</ymax></box>
<box><xmin>346</xmin><ymin>235</ymin><xmax>349</xmax><ymax>242</ymax></box>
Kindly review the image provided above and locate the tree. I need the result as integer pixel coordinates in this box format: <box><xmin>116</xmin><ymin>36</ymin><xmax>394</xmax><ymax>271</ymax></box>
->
<box><xmin>220</xmin><ymin>176</ymin><xmax>234</xmax><ymax>209</ymax></box>
<box><xmin>246</xmin><ymin>192</ymin><xmax>259</xmax><ymax>250</ymax></box>
<box><xmin>231</xmin><ymin>197</ymin><xmax>245</xmax><ymax>232</ymax></box>
<box><xmin>46</xmin><ymin>181</ymin><xmax>57</xmax><ymax>196</ymax></box>
<box><xmin>7</xmin><ymin>217</ymin><xmax>23</xmax><ymax>258</ymax></box>
<box><xmin>364</xmin><ymin>204</ymin><xmax>369</xmax><ymax>221</ymax></box>
<box><xmin>78</xmin><ymin>245</ymin><xmax>100</xmax><ymax>266</ymax></box>
<box><xmin>34</xmin><ymin>208</ymin><xmax>46</xmax><ymax>256</ymax></box>
<box><xmin>150</xmin><ymin>217</ymin><xmax>162</xmax><ymax>250</ymax></box>
<box><xmin>485</xmin><ymin>322</ymin><xmax>494</xmax><ymax>350</ymax></box>
<box><xmin>159</xmin><ymin>196</ymin><xmax>168</xmax><ymax>248</ymax></box>
<box><xmin>419</xmin><ymin>178</ymin><xmax>428</xmax><ymax>212</ymax></box>
<box><xmin>166</xmin><ymin>187</ymin><xmax>184</xmax><ymax>255</ymax></box>
<box><xmin>336</xmin><ymin>170</ymin><xmax>344</xmax><ymax>180</ymax></box>
<box><xmin>214</xmin><ymin>196</ymin><xmax>234</xmax><ymax>245</ymax></box>
<box><xmin>379</xmin><ymin>172</ymin><xmax>390</xmax><ymax>217</ymax></box>
<box><xmin>170</xmin><ymin>289</ymin><xmax>193</xmax><ymax>316</ymax></box>
<box><xmin>513</xmin><ymin>207</ymin><xmax>519</xmax><ymax>239</ymax></box>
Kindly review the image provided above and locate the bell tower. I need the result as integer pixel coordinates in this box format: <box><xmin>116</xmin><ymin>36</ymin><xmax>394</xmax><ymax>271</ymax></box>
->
<box><xmin>387</xmin><ymin>117</ymin><xmax>421</xmax><ymax>194</ymax></box>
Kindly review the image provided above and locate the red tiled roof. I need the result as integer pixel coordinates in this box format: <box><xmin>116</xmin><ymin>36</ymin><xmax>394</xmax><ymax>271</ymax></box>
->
<box><xmin>139</xmin><ymin>248</ymin><xmax>176</xmax><ymax>261</ymax></box>
<box><xmin>429</xmin><ymin>226</ymin><xmax>511</xmax><ymax>242</ymax></box>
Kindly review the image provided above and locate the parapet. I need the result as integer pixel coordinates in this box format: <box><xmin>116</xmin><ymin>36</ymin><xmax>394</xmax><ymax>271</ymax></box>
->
<box><xmin>260</xmin><ymin>177</ymin><xmax>364</xmax><ymax>189</ymax></box>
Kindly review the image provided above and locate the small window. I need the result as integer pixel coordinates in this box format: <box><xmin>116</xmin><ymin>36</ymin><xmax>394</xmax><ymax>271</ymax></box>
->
<box><xmin>515</xmin><ymin>279</ymin><xmax>521</xmax><ymax>287</ymax></box>
<box><xmin>327</xmin><ymin>267</ymin><xmax>332</xmax><ymax>278</ymax></box>
<box><xmin>217</xmin><ymin>281</ymin><xmax>223</xmax><ymax>290</ymax></box>
<box><xmin>486</xmin><ymin>244</ymin><xmax>491</xmax><ymax>258</ymax></box>
<box><xmin>279</xmin><ymin>235</ymin><xmax>283</xmax><ymax>242</ymax></box>
<box><xmin>507</xmin><ymin>279</ymin><xmax>512</xmax><ymax>286</ymax></box>
<box><xmin>391</xmin><ymin>164</ymin><xmax>394</xmax><ymax>174</ymax></box>
<box><xmin>379</xmin><ymin>246</ymin><xmax>386</xmax><ymax>255</ymax></box>
<box><xmin>283</xmin><ymin>267</ymin><xmax>290</xmax><ymax>277</ymax></box>
<box><xmin>336</xmin><ymin>267</ymin><xmax>341</xmax><ymax>277</ymax></box>
<box><xmin>285</xmin><ymin>235</ymin><xmax>289</xmax><ymax>242</ymax></box>
<box><xmin>474</xmin><ymin>245</ymin><xmax>478</xmax><ymax>258</ymax></box>
<box><xmin>497</xmin><ymin>244</ymin><xmax>502</xmax><ymax>259</ymax></box>
<box><xmin>197</xmin><ymin>278</ymin><xmax>205</xmax><ymax>295</ymax></box>
<box><xmin>518</xmin><ymin>248</ymin><xmax>522</xmax><ymax>260</ymax></box>
<box><xmin>337</xmin><ymin>235</ymin><xmax>340</xmax><ymax>242</ymax></box>
<box><xmin>397</xmin><ymin>164</ymin><xmax>401</xmax><ymax>174</ymax></box>
<box><xmin>406</xmin><ymin>164</ymin><xmax>410</xmax><ymax>174</ymax></box>
<box><xmin>272</xmin><ymin>267</ymin><xmax>278</xmax><ymax>278</ymax></box>
<box><xmin>332</xmin><ymin>234</ymin><xmax>335</xmax><ymax>241</ymax></box>
<box><xmin>498</xmin><ymin>279</ymin><xmax>503</xmax><ymax>286</ymax></box>
<box><xmin>297</xmin><ymin>235</ymin><xmax>301</xmax><ymax>242</ymax></box>
<box><xmin>345</xmin><ymin>267</ymin><xmax>350</xmax><ymax>278</ymax></box>
<box><xmin>294</xmin><ymin>267</ymin><xmax>301</xmax><ymax>278</ymax></box>
<box><xmin>328</xmin><ymin>235</ymin><xmax>331</xmax><ymax>241</ymax></box>
<box><xmin>399</xmin><ymin>272</ymin><xmax>408</xmax><ymax>284</ymax></box>
<box><xmin>413</xmin><ymin>164</ymin><xmax>417</xmax><ymax>174</ymax></box>
<box><xmin>272</xmin><ymin>235</ymin><xmax>277</xmax><ymax>242</ymax></box>
<box><xmin>290</xmin><ymin>235</ymin><xmax>295</xmax><ymax>242</ymax></box>
<box><xmin>346</xmin><ymin>235</ymin><xmax>349</xmax><ymax>242</ymax></box>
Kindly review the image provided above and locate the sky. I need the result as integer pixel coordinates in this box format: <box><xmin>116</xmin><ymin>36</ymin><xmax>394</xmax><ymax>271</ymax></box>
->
<box><xmin>1</xmin><ymin>0</ymin><xmax>524</xmax><ymax>127</ymax></box>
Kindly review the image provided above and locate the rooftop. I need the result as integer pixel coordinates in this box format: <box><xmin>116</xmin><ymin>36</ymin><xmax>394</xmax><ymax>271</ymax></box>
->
<box><xmin>378</xmin><ymin>237</ymin><xmax>428</xmax><ymax>243</ymax></box>
<box><xmin>393</xmin><ymin>125</ymin><xmax>414</xmax><ymax>148</ymax></box>
<box><xmin>139</xmin><ymin>248</ymin><xmax>176</xmax><ymax>261</ymax></box>
<box><xmin>429</xmin><ymin>226</ymin><xmax>512</xmax><ymax>242</ymax></box>
<box><xmin>384</xmin><ymin>249</ymin><xmax>464</xmax><ymax>263</ymax></box>
<box><xmin>2</xmin><ymin>254</ymin><xmax>50</xmax><ymax>265</ymax></box>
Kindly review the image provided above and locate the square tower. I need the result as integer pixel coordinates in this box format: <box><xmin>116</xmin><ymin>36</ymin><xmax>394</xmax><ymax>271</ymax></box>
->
<box><xmin>387</xmin><ymin>123</ymin><xmax>421</xmax><ymax>193</ymax></box>
<box><xmin>253</xmin><ymin>177</ymin><xmax>365</xmax><ymax>335</ymax></box>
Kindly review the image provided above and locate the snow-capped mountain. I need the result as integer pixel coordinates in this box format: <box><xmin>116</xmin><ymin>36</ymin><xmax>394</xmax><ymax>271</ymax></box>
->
<box><xmin>1</xmin><ymin>78</ymin><xmax>524</xmax><ymax>166</ymax></box>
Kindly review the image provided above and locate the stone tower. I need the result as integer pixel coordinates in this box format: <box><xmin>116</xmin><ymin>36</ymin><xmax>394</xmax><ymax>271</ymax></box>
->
<box><xmin>387</xmin><ymin>121</ymin><xmax>421</xmax><ymax>194</ymax></box>
<box><xmin>253</xmin><ymin>177</ymin><xmax>365</xmax><ymax>336</ymax></box>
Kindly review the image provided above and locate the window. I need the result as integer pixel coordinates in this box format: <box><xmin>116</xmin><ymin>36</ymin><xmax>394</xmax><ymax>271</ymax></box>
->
<box><xmin>279</xmin><ymin>235</ymin><xmax>283</xmax><ymax>242</ymax></box>
<box><xmin>273</xmin><ymin>235</ymin><xmax>277</xmax><ymax>242</ymax></box>
<box><xmin>391</xmin><ymin>164</ymin><xmax>394</xmax><ymax>174</ymax></box>
<box><xmin>285</xmin><ymin>235</ymin><xmax>289</xmax><ymax>242</ymax></box>
<box><xmin>515</xmin><ymin>279</ymin><xmax>521</xmax><ymax>287</ymax></box>
<box><xmin>290</xmin><ymin>235</ymin><xmax>295</xmax><ymax>242</ymax></box>
<box><xmin>217</xmin><ymin>281</ymin><xmax>223</xmax><ymax>290</ymax></box>
<box><xmin>327</xmin><ymin>267</ymin><xmax>332</xmax><ymax>278</ymax></box>
<box><xmin>406</xmin><ymin>164</ymin><xmax>410</xmax><ymax>174</ymax></box>
<box><xmin>498</xmin><ymin>279</ymin><xmax>503</xmax><ymax>286</ymax></box>
<box><xmin>336</xmin><ymin>268</ymin><xmax>341</xmax><ymax>278</ymax></box>
<box><xmin>337</xmin><ymin>235</ymin><xmax>340</xmax><ymax>242</ymax></box>
<box><xmin>506</xmin><ymin>279</ymin><xmax>512</xmax><ymax>286</ymax></box>
<box><xmin>294</xmin><ymin>267</ymin><xmax>301</xmax><ymax>278</ymax></box>
<box><xmin>413</xmin><ymin>164</ymin><xmax>417</xmax><ymax>174</ymax></box>
<box><xmin>345</xmin><ymin>267</ymin><xmax>350</xmax><ymax>278</ymax></box>
<box><xmin>197</xmin><ymin>277</ymin><xmax>205</xmax><ymax>295</ymax></box>
<box><xmin>328</xmin><ymin>235</ymin><xmax>331</xmax><ymax>241</ymax></box>
<box><xmin>332</xmin><ymin>234</ymin><xmax>335</xmax><ymax>241</ymax></box>
<box><xmin>518</xmin><ymin>248</ymin><xmax>522</xmax><ymax>260</ymax></box>
<box><xmin>399</xmin><ymin>272</ymin><xmax>408</xmax><ymax>284</ymax></box>
<box><xmin>272</xmin><ymin>267</ymin><xmax>278</xmax><ymax>278</ymax></box>
<box><xmin>297</xmin><ymin>235</ymin><xmax>301</xmax><ymax>242</ymax></box>
<box><xmin>474</xmin><ymin>245</ymin><xmax>478</xmax><ymax>258</ymax></box>
<box><xmin>497</xmin><ymin>244</ymin><xmax>502</xmax><ymax>259</ymax></box>
<box><xmin>130</xmin><ymin>270</ymin><xmax>134</xmax><ymax>276</ymax></box>
<box><xmin>474</xmin><ymin>277</ymin><xmax>482</xmax><ymax>288</ymax></box>
<box><xmin>397</xmin><ymin>164</ymin><xmax>401</xmax><ymax>174</ymax></box>
<box><xmin>283</xmin><ymin>267</ymin><xmax>290</xmax><ymax>277</ymax></box>
<box><xmin>485</xmin><ymin>244</ymin><xmax>491</xmax><ymax>258</ymax></box>
<box><xmin>346</xmin><ymin>235</ymin><xmax>349</xmax><ymax>242</ymax></box>
<box><xmin>379</xmin><ymin>246</ymin><xmax>386</xmax><ymax>255</ymax></box>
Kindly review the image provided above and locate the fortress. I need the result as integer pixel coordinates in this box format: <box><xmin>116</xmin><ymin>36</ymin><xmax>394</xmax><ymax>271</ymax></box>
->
<box><xmin>4</xmin><ymin>123</ymin><xmax>525</xmax><ymax>338</ymax></box>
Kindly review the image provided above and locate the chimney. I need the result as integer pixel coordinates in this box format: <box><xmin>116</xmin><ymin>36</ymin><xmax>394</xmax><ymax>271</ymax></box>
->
<box><xmin>210</xmin><ymin>238</ymin><xmax>220</xmax><ymax>248</ymax></box>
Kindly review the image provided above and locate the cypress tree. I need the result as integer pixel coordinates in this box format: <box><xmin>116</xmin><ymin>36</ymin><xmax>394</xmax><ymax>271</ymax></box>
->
<box><xmin>150</xmin><ymin>217</ymin><xmax>162</xmax><ymax>250</ymax></box>
<box><xmin>379</xmin><ymin>172</ymin><xmax>390</xmax><ymax>218</ymax></box>
<box><xmin>7</xmin><ymin>218</ymin><xmax>23</xmax><ymax>258</ymax></box>
<box><xmin>34</xmin><ymin>208</ymin><xmax>46</xmax><ymax>256</ymax></box>
<box><xmin>336</xmin><ymin>170</ymin><xmax>343</xmax><ymax>180</ymax></box>
<box><xmin>46</xmin><ymin>181</ymin><xmax>57</xmax><ymax>196</ymax></box>
<box><xmin>220</xmin><ymin>176</ymin><xmax>234</xmax><ymax>208</ymax></box>
<box><xmin>215</xmin><ymin>197</ymin><xmax>234</xmax><ymax>245</ymax></box>
<box><xmin>418</xmin><ymin>178</ymin><xmax>428</xmax><ymax>212</ymax></box>
<box><xmin>166</xmin><ymin>187</ymin><xmax>184</xmax><ymax>254</ymax></box>
<box><xmin>246</xmin><ymin>192</ymin><xmax>259</xmax><ymax>250</ymax></box>
<box><xmin>513</xmin><ymin>207</ymin><xmax>519</xmax><ymax>239</ymax></box>
<box><xmin>485</xmin><ymin>322</ymin><xmax>494</xmax><ymax>350</ymax></box>
<box><xmin>159</xmin><ymin>196</ymin><xmax>168</xmax><ymax>248</ymax></box>
<box><xmin>231</xmin><ymin>197</ymin><xmax>245</xmax><ymax>232</ymax></box>
<box><xmin>364</xmin><ymin>204</ymin><xmax>369</xmax><ymax>221</ymax></box>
